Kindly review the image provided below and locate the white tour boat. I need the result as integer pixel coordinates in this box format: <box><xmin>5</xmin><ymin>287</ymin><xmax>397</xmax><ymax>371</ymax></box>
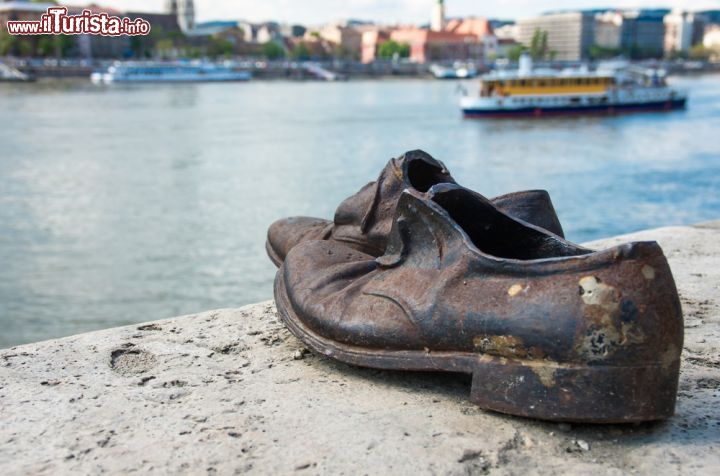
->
<box><xmin>460</xmin><ymin>55</ymin><xmax>686</xmax><ymax>118</ymax></box>
<box><xmin>91</xmin><ymin>61</ymin><xmax>251</xmax><ymax>83</ymax></box>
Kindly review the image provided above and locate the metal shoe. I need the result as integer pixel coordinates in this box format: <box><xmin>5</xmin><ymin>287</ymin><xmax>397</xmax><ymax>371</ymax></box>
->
<box><xmin>274</xmin><ymin>184</ymin><xmax>683</xmax><ymax>423</ymax></box>
<box><xmin>266</xmin><ymin>149</ymin><xmax>564</xmax><ymax>266</ymax></box>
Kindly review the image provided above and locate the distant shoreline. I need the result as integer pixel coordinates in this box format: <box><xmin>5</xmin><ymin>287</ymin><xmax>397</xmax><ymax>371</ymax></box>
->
<box><xmin>1</xmin><ymin>70</ymin><xmax>716</xmax><ymax>85</ymax></box>
<box><xmin>3</xmin><ymin>57</ymin><xmax>719</xmax><ymax>82</ymax></box>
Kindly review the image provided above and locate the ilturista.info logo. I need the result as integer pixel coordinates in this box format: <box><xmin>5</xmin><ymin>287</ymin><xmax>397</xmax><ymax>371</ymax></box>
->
<box><xmin>6</xmin><ymin>7</ymin><xmax>151</xmax><ymax>36</ymax></box>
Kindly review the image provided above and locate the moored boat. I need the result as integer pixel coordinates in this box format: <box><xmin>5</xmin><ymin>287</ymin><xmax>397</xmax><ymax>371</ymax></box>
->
<box><xmin>91</xmin><ymin>61</ymin><xmax>251</xmax><ymax>83</ymax></box>
<box><xmin>0</xmin><ymin>61</ymin><xmax>33</xmax><ymax>82</ymax></box>
<box><xmin>431</xmin><ymin>63</ymin><xmax>478</xmax><ymax>79</ymax></box>
<box><xmin>460</xmin><ymin>55</ymin><xmax>686</xmax><ymax>118</ymax></box>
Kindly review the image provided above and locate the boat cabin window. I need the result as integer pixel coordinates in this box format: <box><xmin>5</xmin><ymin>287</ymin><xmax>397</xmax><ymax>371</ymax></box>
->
<box><xmin>478</xmin><ymin>74</ymin><xmax>615</xmax><ymax>97</ymax></box>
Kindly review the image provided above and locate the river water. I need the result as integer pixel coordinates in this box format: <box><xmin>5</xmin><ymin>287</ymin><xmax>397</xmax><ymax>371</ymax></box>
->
<box><xmin>1</xmin><ymin>74</ymin><xmax>719</xmax><ymax>347</ymax></box>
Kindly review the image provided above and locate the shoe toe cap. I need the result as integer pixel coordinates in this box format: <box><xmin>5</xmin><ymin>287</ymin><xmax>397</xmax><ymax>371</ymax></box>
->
<box><xmin>267</xmin><ymin>216</ymin><xmax>332</xmax><ymax>264</ymax></box>
<box><xmin>282</xmin><ymin>240</ymin><xmax>375</xmax><ymax>295</ymax></box>
<box><xmin>279</xmin><ymin>241</ymin><xmax>424</xmax><ymax>350</ymax></box>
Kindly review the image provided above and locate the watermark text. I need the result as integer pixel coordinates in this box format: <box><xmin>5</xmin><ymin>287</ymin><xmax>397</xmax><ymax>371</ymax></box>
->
<box><xmin>6</xmin><ymin>7</ymin><xmax>151</xmax><ymax>36</ymax></box>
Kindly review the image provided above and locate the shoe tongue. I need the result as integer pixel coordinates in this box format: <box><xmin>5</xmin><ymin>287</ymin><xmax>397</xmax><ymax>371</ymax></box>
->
<box><xmin>427</xmin><ymin>183</ymin><xmax>495</xmax><ymax>210</ymax></box>
<box><xmin>355</xmin><ymin>151</ymin><xmax>454</xmax><ymax>234</ymax></box>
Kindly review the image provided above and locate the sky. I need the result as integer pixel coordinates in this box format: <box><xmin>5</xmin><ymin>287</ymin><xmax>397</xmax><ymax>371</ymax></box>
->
<box><xmin>62</xmin><ymin>0</ymin><xmax>720</xmax><ymax>25</ymax></box>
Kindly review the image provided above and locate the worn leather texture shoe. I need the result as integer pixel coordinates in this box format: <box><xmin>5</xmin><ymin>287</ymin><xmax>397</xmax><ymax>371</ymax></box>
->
<box><xmin>274</xmin><ymin>184</ymin><xmax>683</xmax><ymax>423</ymax></box>
<box><xmin>266</xmin><ymin>150</ymin><xmax>565</xmax><ymax>266</ymax></box>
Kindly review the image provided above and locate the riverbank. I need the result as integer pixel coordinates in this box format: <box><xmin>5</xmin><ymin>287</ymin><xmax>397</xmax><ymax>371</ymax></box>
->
<box><xmin>5</xmin><ymin>57</ymin><xmax>720</xmax><ymax>80</ymax></box>
<box><xmin>1</xmin><ymin>221</ymin><xmax>718</xmax><ymax>474</ymax></box>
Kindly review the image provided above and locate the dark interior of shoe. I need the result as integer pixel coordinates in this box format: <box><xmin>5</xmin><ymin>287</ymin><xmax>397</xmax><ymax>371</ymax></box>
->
<box><xmin>432</xmin><ymin>189</ymin><xmax>590</xmax><ymax>260</ymax></box>
<box><xmin>407</xmin><ymin>159</ymin><xmax>453</xmax><ymax>193</ymax></box>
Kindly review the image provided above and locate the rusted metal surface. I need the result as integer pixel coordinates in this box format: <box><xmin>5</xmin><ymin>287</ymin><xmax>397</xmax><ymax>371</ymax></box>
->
<box><xmin>266</xmin><ymin>150</ymin><xmax>564</xmax><ymax>266</ymax></box>
<box><xmin>273</xmin><ymin>184</ymin><xmax>683</xmax><ymax>422</ymax></box>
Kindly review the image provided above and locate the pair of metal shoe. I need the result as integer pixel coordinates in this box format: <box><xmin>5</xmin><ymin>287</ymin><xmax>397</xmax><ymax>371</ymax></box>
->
<box><xmin>267</xmin><ymin>150</ymin><xmax>683</xmax><ymax>423</ymax></box>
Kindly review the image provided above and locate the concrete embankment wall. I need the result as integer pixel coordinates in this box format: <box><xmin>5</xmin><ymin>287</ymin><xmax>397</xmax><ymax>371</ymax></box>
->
<box><xmin>1</xmin><ymin>222</ymin><xmax>719</xmax><ymax>474</ymax></box>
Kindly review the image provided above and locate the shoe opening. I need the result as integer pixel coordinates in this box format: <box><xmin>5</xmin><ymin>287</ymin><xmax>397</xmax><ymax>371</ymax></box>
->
<box><xmin>407</xmin><ymin>158</ymin><xmax>453</xmax><ymax>193</ymax></box>
<box><xmin>431</xmin><ymin>188</ymin><xmax>589</xmax><ymax>260</ymax></box>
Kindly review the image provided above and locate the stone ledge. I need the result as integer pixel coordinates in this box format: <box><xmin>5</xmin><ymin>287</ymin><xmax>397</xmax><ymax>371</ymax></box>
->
<box><xmin>1</xmin><ymin>223</ymin><xmax>719</xmax><ymax>475</ymax></box>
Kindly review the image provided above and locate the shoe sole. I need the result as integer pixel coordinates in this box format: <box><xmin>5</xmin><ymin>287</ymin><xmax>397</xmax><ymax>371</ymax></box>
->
<box><xmin>274</xmin><ymin>269</ymin><xmax>679</xmax><ymax>423</ymax></box>
<box><xmin>265</xmin><ymin>239</ymin><xmax>283</xmax><ymax>268</ymax></box>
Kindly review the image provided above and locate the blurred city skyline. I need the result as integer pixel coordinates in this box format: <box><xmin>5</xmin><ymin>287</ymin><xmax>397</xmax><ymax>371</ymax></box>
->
<box><xmin>61</xmin><ymin>0</ymin><xmax>720</xmax><ymax>25</ymax></box>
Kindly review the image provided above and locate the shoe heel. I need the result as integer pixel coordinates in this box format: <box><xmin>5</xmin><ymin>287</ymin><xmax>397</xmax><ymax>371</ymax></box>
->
<box><xmin>469</xmin><ymin>357</ymin><xmax>680</xmax><ymax>423</ymax></box>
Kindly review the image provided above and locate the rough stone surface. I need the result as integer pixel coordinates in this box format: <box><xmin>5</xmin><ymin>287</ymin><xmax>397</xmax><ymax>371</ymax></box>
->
<box><xmin>1</xmin><ymin>223</ymin><xmax>719</xmax><ymax>475</ymax></box>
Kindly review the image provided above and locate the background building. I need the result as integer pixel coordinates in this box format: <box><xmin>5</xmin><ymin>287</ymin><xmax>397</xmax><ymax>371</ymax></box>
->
<box><xmin>73</xmin><ymin>5</ymin><xmax>129</xmax><ymax>58</ymax></box>
<box><xmin>0</xmin><ymin>1</ymin><xmax>132</xmax><ymax>58</ymax></box>
<box><xmin>517</xmin><ymin>12</ymin><xmax>595</xmax><ymax>61</ymax></box>
<box><xmin>280</xmin><ymin>24</ymin><xmax>307</xmax><ymax>39</ymax></box>
<box><xmin>318</xmin><ymin>22</ymin><xmax>363</xmax><ymax>58</ymax></box>
<box><xmin>256</xmin><ymin>22</ymin><xmax>282</xmax><ymax>44</ymax></box>
<box><xmin>165</xmin><ymin>0</ymin><xmax>195</xmax><ymax>33</ymax></box>
<box><xmin>0</xmin><ymin>1</ymin><xmax>59</xmax><ymax>56</ymax></box>
<box><xmin>705</xmin><ymin>24</ymin><xmax>720</xmax><ymax>50</ymax></box>
<box><xmin>361</xmin><ymin>29</ymin><xmax>390</xmax><ymax>63</ymax></box>
<box><xmin>594</xmin><ymin>11</ymin><xmax>623</xmax><ymax>49</ymax></box>
<box><xmin>664</xmin><ymin>10</ymin><xmax>698</xmax><ymax>55</ymax></box>
<box><xmin>431</xmin><ymin>0</ymin><xmax>445</xmax><ymax>32</ymax></box>
<box><xmin>389</xmin><ymin>28</ymin><xmax>481</xmax><ymax>63</ymax></box>
<box><xmin>493</xmin><ymin>23</ymin><xmax>518</xmax><ymax>42</ymax></box>
<box><xmin>0</xmin><ymin>1</ymin><xmax>51</xmax><ymax>30</ymax></box>
<box><xmin>360</xmin><ymin>4</ymin><xmax>496</xmax><ymax>64</ymax></box>
<box><xmin>594</xmin><ymin>10</ymin><xmax>666</xmax><ymax>59</ymax></box>
<box><xmin>619</xmin><ymin>10</ymin><xmax>666</xmax><ymax>59</ymax></box>
<box><xmin>445</xmin><ymin>17</ymin><xmax>496</xmax><ymax>59</ymax></box>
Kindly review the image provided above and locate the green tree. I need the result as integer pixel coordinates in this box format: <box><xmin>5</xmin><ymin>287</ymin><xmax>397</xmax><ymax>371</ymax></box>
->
<box><xmin>155</xmin><ymin>38</ymin><xmax>174</xmax><ymax>59</ymax></box>
<box><xmin>589</xmin><ymin>44</ymin><xmax>622</xmax><ymax>60</ymax></box>
<box><xmin>291</xmin><ymin>42</ymin><xmax>311</xmax><ymax>60</ymax></box>
<box><xmin>131</xmin><ymin>24</ymin><xmax>164</xmax><ymax>58</ymax></box>
<box><xmin>129</xmin><ymin>35</ymin><xmax>145</xmax><ymax>57</ymax></box>
<box><xmin>262</xmin><ymin>41</ymin><xmax>285</xmax><ymax>59</ymax></box>
<box><xmin>623</xmin><ymin>44</ymin><xmax>655</xmax><ymax>60</ymax></box>
<box><xmin>506</xmin><ymin>44</ymin><xmax>526</xmax><ymax>61</ymax></box>
<box><xmin>208</xmin><ymin>38</ymin><xmax>234</xmax><ymax>58</ymax></box>
<box><xmin>398</xmin><ymin>42</ymin><xmax>410</xmax><ymax>58</ymax></box>
<box><xmin>57</xmin><ymin>35</ymin><xmax>73</xmax><ymax>57</ymax></box>
<box><xmin>332</xmin><ymin>44</ymin><xmax>360</xmax><ymax>60</ymax></box>
<box><xmin>17</xmin><ymin>39</ymin><xmax>33</xmax><ymax>56</ymax></box>
<box><xmin>665</xmin><ymin>48</ymin><xmax>687</xmax><ymax>60</ymax></box>
<box><xmin>36</xmin><ymin>35</ymin><xmax>55</xmax><ymax>56</ymax></box>
<box><xmin>529</xmin><ymin>29</ymin><xmax>549</xmax><ymax>61</ymax></box>
<box><xmin>689</xmin><ymin>43</ymin><xmax>711</xmax><ymax>60</ymax></box>
<box><xmin>0</xmin><ymin>28</ymin><xmax>18</xmax><ymax>55</ymax></box>
<box><xmin>128</xmin><ymin>24</ymin><xmax>190</xmax><ymax>59</ymax></box>
<box><xmin>377</xmin><ymin>40</ymin><xmax>410</xmax><ymax>59</ymax></box>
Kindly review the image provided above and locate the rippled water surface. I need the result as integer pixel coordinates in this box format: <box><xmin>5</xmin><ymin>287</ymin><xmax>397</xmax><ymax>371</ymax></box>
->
<box><xmin>1</xmin><ymin>75</ymin><xmax>719</xmax><ymax>347</ymax></box>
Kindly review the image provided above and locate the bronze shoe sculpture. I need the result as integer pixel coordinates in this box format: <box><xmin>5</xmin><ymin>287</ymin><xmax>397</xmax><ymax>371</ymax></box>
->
<box><xmin>266</xmin><ymin>150</ymin><xmax>564</xmax><ymax>266</ymax></box>
<box><xmin>274</xmin><ymin>184</ymin><xmax>683</xmax><ymax>423</ymax></box>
